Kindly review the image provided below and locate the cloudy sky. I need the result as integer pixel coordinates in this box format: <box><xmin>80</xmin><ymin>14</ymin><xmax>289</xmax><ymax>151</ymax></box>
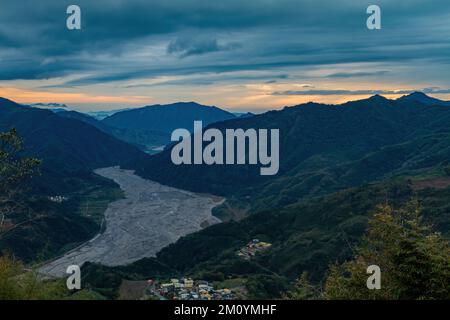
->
<box><xmin>1</xmin><ymin>0</ymin><xmax>450</xmax><ymax>112</ymax></box>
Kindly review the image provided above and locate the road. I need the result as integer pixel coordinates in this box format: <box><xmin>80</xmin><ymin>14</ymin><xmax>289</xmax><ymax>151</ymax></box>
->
<box><xmin>39</xmin><ymin>167</ymin><xmax>223</xmax><ymax>277</ymax></box>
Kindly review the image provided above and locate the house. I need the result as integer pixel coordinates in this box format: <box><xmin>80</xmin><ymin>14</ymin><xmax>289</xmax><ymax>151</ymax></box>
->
<box><xmin>183</xmin><ymin>278</ymin><xmax>194</xmax><ymax>288</ymax></box>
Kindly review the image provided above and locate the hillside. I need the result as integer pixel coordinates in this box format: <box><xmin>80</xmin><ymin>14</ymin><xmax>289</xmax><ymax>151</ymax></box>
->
<box><xmin>397</xmin><ymin>91</ymin><xmax>450</xmax><ymax>106</ymax></box>
<box><xmin>58</xmin><ymin>105</ymin><xmax>232</xmax><ymax>153</ymax></box>
<box><xmin>0</xmin><ymin>98</ymin><xmax>146</xmax><ymax>177</ymax></box>
<box><xmin>0</xmin><ymin>97</ymin><xmax>147</xmax><ymax>262</ymax></box>
<box><xmin>82</xmin><ymin>176</ymin><xmax>450</xmax><ymax>299</ymax></box>
<box><xmin>128</xmin><ymin>94</ymin><xmax>450</xmax><ymax>211</ymax></box>
<box><xmin>81</xmin><ymin>93</ymin><xmax>450</xmax><ymax>299</ymax></box>
<box><xmin>57</xmin><ymin>110</ymin><xmax>168</xmax><ymax>152</ymax></box>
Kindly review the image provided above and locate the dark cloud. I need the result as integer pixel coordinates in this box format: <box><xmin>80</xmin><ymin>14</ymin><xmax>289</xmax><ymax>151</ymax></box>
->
<box><xmin>1</xmin><ymin>0</ymin><xmax>450</xmax><ymax>86</ymax></box>
<box><xmin>122</xmin><ymin>73</ymin><xmax>289</xmax><ymax>88</ymax></box>
<box><xmin>167</xmin><ymin>37</ymin><xmax>241</xmax><ymax>58</ymax></box>
<box><xmin>271</xmin><ymin>89</ymin><xmax>436</xmax><ymax>96</ymax></box>
<box><xmin>422</xmin><ymin>87</ymin><xmax>450</xmax><ymax>94</ymax></box>
<box><xmin>326</xmin><ymin>71</ymin><xmax>389</xmax><ymax>78</ymax></box>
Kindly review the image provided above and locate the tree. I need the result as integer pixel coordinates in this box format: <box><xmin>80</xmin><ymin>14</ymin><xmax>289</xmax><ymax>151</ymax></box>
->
<box><xmin>0</xmin><ymin>130</ymin><xmax>101</xmax><ymax>300</ymax></box>
<box><xmin>284</xmin><ymin>272</ymin><xmax>319</xmax><ymax>300</ymax></box>
<box><xmin>0</xmin><ymin>253</ymin><xmax>23</xmax><ymax>299</ymax></box>
<box><xmin>0</xmin><ymin>129</ymin><xmax>40</xmax><ymax>231</ymax></box>
<box><xmin>323</xmin><ymin>201</ymin><xmax>450</xmax><ymax>300</ymax></box>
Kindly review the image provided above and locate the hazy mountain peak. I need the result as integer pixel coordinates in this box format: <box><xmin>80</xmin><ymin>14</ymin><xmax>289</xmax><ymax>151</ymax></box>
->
<box><xmin>30</xmin><ymin>102</ymin><xmax>69</xmax><ymax>109</ymax></box>
<box><xmin>87</xmin><ymin>108</ymin><xmax>132</xmax><ymax>120</ymax></box>
<box><xmin>144</xmin><ymin>101</ymin><xmax>216</xmax><ymax>109</ymax></box>
<box><xmin>368</xmin><ymin>94</ymin><xmax>390</xmax><ymax>102</ymax></box>
<box><xmin>408</xmin><ymin>91</ymin><xmax>429</xmax><ymax>98</ymax></box>
<box><xmin>103</xmin><ymin>101</ymin><xmax>236</xmax><ymax>133</ymax></box>
<box><xmin>398</xmin><ymin>91</ymin><xmax>431</xmax><ymax>100</ymax></box>
<box><xmin>397</xmin><ymin>91</ymin><xmax>449</xmax><ymax>106</ymax></box>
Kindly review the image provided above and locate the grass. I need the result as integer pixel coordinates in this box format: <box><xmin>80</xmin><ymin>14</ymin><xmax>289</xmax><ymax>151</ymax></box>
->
<box><xmin>212</xmin><ymin>198</ymin><xmax>250</xmax><ymax>222</ymax></box>
<box><xmin>75</xmin><ymin>184</ymin><xmax>124</xmax><ymax>227</ymax></box>
<box><xmin>213</xmin><ymin>277</ymin><xmax>246</xmax><ymax>289</ymax></box>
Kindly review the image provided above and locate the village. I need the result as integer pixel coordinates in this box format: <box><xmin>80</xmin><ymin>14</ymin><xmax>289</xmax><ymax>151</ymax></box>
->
<box><xmin>143</xmin><ymin>239</ymin><xmax>273</xmax><ymax>300</ymax></box>
<box><xmin>237</xmin><ymin>239</ymin><xmax>272</xmax><ymax>260</ymax></box>
<box><xmin>146</xmin><ymin>278</ymin><xmax>236</xmax><ymax>300</ymax></box>
<box><xmin>48</xmin><ymin>195</ymin><xmax>68</xmax><ymax>203</ymax></box>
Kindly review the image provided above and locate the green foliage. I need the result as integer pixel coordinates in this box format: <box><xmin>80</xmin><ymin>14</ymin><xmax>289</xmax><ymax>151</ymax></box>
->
<box><xmin>245</xmin><ymin>274</ymin><xmax>289</xmax><ymax>299</ymax></box>
<box><xmin>56</xmin><ymin>110</ymin><xmax>169</xmax><ymax>152</ymax></box>
<box><xmin>81</xmin><ymin>259</ymin><xmax>177</xmax><ymax>299</ymax></box>
<box><xmin>444</xmin><ymin>165</ymin><xmax>450</xmax><ymax>176</ymax></box>
<box><xmin>0</xmin><ymin>128</ymin><xmax>40</xmax><ymax>231</ymax></box>
<box><xmin>0</xmin><ymin>174</ymin><xmax>123</xmax><ymax>263</ymax></box>
<box><xmin>323</xmin><ymin>201</ymin><xmax>450</xmax><ymax>300</ymax></box>
<box><xmin>0</xmin><ymin>128</ymin><xmax>41</xmax><ymax>188</ymax></box>
<box><xmin>0</xmin><ymin>128</ymin><xmax>125</xmax><ymax>263</ymax></box>
<box><xmin>284</xmin><ymin>272</ymin><xmax>320</xmax><ymax>300</ymax></box>
<box><xmin>0</xmin><ymin>254</ymin><xmax>23</xmax><ymax>299</ymax></box>
<box><xmin>0</xmin><ymin>101</ymin><xmax>145</xmax><ymax>263</ymax></box>
<box><xmin>0</xmin><ymin>254</ymin><xmax>101</xmax><ymax>300</ymax></box>
<box><xmin>82</xmin><ymin>181</ymin><xmax>416</xmax><ymax>299</ymax></box>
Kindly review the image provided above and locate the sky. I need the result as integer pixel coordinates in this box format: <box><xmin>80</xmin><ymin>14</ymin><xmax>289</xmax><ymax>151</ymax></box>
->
<box><xmin>1</xmin><ymin>0</ymin><xmax>450</xmax><ymax>112</ymax></box>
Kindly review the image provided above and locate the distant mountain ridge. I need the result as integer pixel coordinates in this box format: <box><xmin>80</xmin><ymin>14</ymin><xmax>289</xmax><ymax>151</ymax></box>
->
<box><xmin>26</xmin><ymin>101</ymin><xmax>237</xmax><ymax>154</ymax></box>
<box><xmin>0</xmin><ymin>97</ymin><xmax>146</xmax><ymax>179</ymax></box>
<box><xmin>57</xmin><ymin>110</ymin><xmax>168</xmax><ymax>152</ymax></box>
<box><xmin>87</xmin><ymin>109</ymin><xmax>132</xmax><ymax>120</ymax></box>
<box><xmin>102</xmin><ymin>102</ymin><xmax>236</xmax><ymax>133</ymax></box>
<box><xmin>29</xmin><ymin>102</ymin><xmax>70</xmax><ymax>111</ymax></box>
<box><xmin>397</xmin><ymin>91</ymin><xmax>450</xmax><ymax>106</ymax></box>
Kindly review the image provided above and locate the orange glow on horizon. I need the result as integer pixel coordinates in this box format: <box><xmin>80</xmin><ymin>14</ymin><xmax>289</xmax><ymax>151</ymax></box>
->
<box><xmin>2</xmin><ymin>86</ymin><xmax>450</xmax><ymax>111</ymax></box>
<box><xmin>0</xmin><ymin>87</ymin><xmax>151</xmax><ymax>105</ymax></box>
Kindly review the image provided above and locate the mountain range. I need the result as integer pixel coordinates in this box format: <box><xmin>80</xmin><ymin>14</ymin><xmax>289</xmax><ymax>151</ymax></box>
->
<box><xmin>56</xmin><ymin>110</ymin><xmax>168</xmax><ymax>152</ymax></box>
<box><xmin>0</xmin><ymin>98</ymin><xmax>145</xmax><ymax>175</ymax></box>
<box><xmin>59</xmin><ymin>102</ymin><xmax>237</xmax><ymax>153</ymax></box>
<box><xmin>397</xmin><ymin>91</ymin><xmax>450</xmax><ymax>106</ymax></box>
<box><xmin>3</xmin><ymin>92</ymin><xmax>450</xmax><ymax>298</ymax></box>
<box><xmin>102</xmin><ymin>102</ymin><xmax>236</xmax><ymax>133</ymax></box>
<box><xmin>127</xmin><ymin>93</ymin><xmax>450</xmax><ymax>212</ymax></box>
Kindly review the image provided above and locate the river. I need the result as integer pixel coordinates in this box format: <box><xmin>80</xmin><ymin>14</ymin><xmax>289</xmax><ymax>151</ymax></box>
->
<box><xmin>39</xmin><ymin>167</ymin><xmax>223</xmax><ymax>277</ymax></box>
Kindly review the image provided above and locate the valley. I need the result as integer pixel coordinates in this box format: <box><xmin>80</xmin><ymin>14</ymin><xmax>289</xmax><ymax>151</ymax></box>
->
<box><xmin>3</xmin><ymin>93</ymin><xmax>450</xmax><ymax>299</ymax></box>
<box><xmin>39</xmin><ymin>167</ymin><xmax>223</xmax><ymax>278</ymax></box>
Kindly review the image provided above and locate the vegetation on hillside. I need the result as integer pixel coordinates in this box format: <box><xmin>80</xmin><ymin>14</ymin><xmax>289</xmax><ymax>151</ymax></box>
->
<box><xmin>323</xmin><ymin>202</ymin><xmax>450</xmax><ymax>299</ymax></box>
<box><xmin>0</xmin><ymin>128</ymin><xmax>125</xmax><ymax>263</ymax></box>
<box><xmin>0</xmin><ymin>129</ymin><xmax>107</xmax><ymax>299</ymax></box>
<box><xmin>82</xmin><ymin>179</ymin><xmax>450</xmax><ymax>299</ymax></box>
<box><xmin>285</xmin><ymin>201</ymin><xmax>450</xmax><ymax>300</ymax></box>
<box><xmin>0</xmin><ymin>254</ymin><xmax>102</xmax><ymax>300</ymax></box>
<box><xmin>0</xmin><ymin>129</ymin><xmax>40</xmax><ymax>232</ymax></box>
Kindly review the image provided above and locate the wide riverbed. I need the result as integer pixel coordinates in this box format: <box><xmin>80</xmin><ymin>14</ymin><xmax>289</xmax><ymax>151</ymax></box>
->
<box><xmin>39</xmin><ymin>167</ymin><xmax>223</xmax><ymax>277</ymax></box>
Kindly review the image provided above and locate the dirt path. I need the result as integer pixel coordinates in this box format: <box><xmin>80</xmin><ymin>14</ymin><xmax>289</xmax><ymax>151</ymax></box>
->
<box><xmin>39</xmin><ymin>167</ymin><xmax>223</xmax><ymax>278</ymax></box>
